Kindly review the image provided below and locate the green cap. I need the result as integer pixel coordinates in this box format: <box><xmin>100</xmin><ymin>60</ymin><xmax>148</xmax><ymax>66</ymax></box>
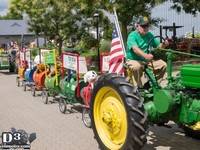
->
<box><xmin>137</xmin><ymin>16</ymin><xmax>149</xmax><ymax>25</ymax></box>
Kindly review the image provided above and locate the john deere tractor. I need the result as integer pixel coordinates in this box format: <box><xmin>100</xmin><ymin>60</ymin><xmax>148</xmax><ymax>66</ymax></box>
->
<box><xmin>90</xmin><ymin>47</ymin><xmax>200</xmax><ymax>149</ymax></box>
<box><xmin>0</xmin><ymin>51</ymin><xmax>16</xmax><ymax>72</ymax></box>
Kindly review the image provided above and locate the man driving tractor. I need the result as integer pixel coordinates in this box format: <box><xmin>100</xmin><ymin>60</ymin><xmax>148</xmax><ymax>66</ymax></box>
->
<box><xmin>126</xmin><ymin>16</ymin><xmax>169</xmax><ymax>87</ymax></box>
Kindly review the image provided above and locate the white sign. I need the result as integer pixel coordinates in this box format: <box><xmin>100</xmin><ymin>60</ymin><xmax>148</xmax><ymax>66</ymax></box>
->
<box><xmin>19</xmin><ymin>49</ymin><xmax>31</xmax><ymax>62</ymax></box>
<box><xmin>63</xmin><ymin>55</ymin><xmax>77</xmax><ymax>70</ymax></box>
<box><xmin>41</xmin><ymin>49</ymin><xmax>50</xmax><ymax>57</ymax></box>
<box><xmin>102</xmin><ymin>55</ymin><xmax>110</xmax><ymax>72</ymax></box>
<box><xmin>20</xmin><ymin>51</ymin><xmax>25</xmax><ymax>61</ymax></box>
<box><xmin>33</xmin><ymin>49</ymin><xmax>50</xmax><ymax>64</ymax></box>
<box><xmin>63</xmin><ymin>54</ymin><xmax>88</xmax><ymax>73</ymax></box>
<box><xmin>79</xmin><ymin>57</ymin><xmax>88</xmax><ymax>73</ymax></box>
<box><xmin>25</xmin><ymin>50</ymin><xmax>32</xmax><ymax>67</ymax></box>
<box><xmin>34</xmin><ymin>55</ymin><xmax>44</xmax><ymax>64</ymax></box>
<box><xmin>25</xmin><ymin>50</ymin><xmax>31</xmax><ymax>62</ymax></box>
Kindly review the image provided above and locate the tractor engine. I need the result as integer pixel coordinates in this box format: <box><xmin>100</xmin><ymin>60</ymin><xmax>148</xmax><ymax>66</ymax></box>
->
<box><xmin>179</xmin><ymin>89</ymin><xmax>200</xmax><ymax>125</ymax></box>
<box><xmin>144</xmin><ymin>64</ymin><xmax>200</xmax><ymax>126</ymax></box>
<box><xmin>179</xmin><ymin>64</ymin><xmax>200</xmax><ymax>126</ymax></box>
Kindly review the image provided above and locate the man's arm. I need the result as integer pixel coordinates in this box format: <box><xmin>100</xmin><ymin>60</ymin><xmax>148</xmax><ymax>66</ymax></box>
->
<box><xmin>132</xmin><ymin>46</ymin><xmax>153</xmax><ymax>61</ymax></box>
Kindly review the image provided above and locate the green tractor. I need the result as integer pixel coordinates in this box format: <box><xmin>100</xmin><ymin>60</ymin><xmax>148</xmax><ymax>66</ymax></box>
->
<box><xmin>90</xmin><ymin>46</ymin><xmax>200</xmax><ymax>149</ymax></box>
<box><xmin>0</xmin><ymin>51</ymin><xmax>15</xmax><ymax>72</ymax></box>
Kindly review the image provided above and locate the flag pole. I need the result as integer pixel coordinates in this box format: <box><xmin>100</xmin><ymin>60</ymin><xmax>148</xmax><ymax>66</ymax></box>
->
<box><xmin>113</xmin><ymin>8</ymin><xmax>137</xmax><ymax>85</ymax></box>
<box><xmin>113</xmin><ymin>7</ymin><xmax>126</xmax><ymax>58</ymax></box>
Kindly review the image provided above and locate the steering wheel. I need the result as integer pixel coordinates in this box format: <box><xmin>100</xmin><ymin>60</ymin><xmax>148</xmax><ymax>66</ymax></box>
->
<box><xmin>146</xmin><ymin>35</ymin><xmax>166</xmax><ymax>54</ymax></box>
<box><xmin>145</xmin><ymin>36</ymin><xmax>166</xmax><ymax>86</ymax></box>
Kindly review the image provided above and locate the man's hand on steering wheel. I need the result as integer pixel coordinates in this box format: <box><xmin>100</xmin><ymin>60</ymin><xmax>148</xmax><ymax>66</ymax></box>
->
<box><xmin>160</xmin><ymin>40</ymin><xmax>169</xmax><ymax>48</ymax></box>
<box><xmin>144</xmin><ymin>53</ymin><xmax>153</xmax><ymax>61</ymax></box>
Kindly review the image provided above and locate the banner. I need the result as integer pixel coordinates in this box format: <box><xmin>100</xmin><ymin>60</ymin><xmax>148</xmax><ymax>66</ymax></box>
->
<box><xmin>44</xmin><ymin>51</ymin><xmax>54</xmax><ymax>65</ymax></box>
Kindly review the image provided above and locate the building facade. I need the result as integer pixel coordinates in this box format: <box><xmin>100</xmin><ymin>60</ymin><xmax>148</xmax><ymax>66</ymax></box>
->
<box><xmin>0</xmin><ymin>20</ymin><xmax>35</xmax><ymax>49</ymax></box>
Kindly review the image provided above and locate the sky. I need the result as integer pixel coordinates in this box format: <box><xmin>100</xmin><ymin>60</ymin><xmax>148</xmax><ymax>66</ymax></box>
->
<box><xmin>0</xmin><ymin>0</ymin><xmax>9</xmax><ymax>16</ymax></box>
<box><xmin>151</xmin><ymin>1</ymin><xmax>200</xmax><ymax>37</ymax></box>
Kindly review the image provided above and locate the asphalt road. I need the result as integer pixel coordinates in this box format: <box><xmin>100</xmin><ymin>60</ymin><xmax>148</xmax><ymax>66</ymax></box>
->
<box><xmin>0</xmin><ymin>71</ymin><xmax>199</xmax><ymax>150</ymax></box>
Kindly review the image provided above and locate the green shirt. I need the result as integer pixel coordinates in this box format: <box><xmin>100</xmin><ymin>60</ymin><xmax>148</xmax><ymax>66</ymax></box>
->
<box><xmin>126</xmin><ymin>31</ymin><xmax>160</xmax><ymax>61</ymax></box>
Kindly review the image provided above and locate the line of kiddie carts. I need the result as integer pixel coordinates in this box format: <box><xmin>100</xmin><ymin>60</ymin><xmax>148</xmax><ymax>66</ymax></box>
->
<box><xmin>16</xmin><ymin>48</ymin><xmax>99</xmax><ymax>128</ymax></box>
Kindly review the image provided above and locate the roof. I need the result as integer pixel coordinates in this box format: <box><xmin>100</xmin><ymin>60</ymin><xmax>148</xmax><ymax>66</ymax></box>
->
<box><xmin>0</xmin><ymin>20</ymin><xmax>34</xmax><ymax>36</ymax></box>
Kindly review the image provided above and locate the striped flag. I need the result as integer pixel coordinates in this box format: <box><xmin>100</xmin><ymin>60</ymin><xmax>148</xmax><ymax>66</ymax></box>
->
<box><xmin>109</xmin><ymin>24</ymin><xmax>125</xmax><ymax>75</ymax></box>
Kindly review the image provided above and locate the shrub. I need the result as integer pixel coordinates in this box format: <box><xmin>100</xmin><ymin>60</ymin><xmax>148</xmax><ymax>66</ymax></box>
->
<box><xmin>99</xmin><ymin>39</ymin><xmax>111</xmax><ymax>53</ymax></box>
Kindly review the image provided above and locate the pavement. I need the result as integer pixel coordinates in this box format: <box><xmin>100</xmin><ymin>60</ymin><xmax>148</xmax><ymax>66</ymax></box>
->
<box><xmin>0</xmin><ymin>71</ymin><xmax>199</xmax><ymax>150</ymax></box>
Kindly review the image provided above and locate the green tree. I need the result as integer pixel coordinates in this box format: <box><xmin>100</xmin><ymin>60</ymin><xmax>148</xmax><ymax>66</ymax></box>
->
<box><xmin>9</xmin><ymin>0</ymin><xmax>200</xmax><ymax>53</ymax></box>
<box><xmin>171</xmin><ymin>0</ymin><xmax>200</xmax><ymax>15</ymax></box>
<box><xmin>93</xmin><ymin>0</ymin><xmax>166</xmax><ymax>42</ymax></box>
<box><xmin>9</xmin><ymin>0</ymin><xmax>83</xmax><ymax>54</ymax></box>
<box><xmin>0</xmin><ymin>0</ymin><xmax>23</xmax><ymax>19</ymax></box>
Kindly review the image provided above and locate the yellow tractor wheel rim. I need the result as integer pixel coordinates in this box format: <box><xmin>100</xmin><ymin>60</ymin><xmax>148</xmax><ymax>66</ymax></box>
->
<box><xmin>189</xmin><ymin>122</ymin><xmax>200</xmax><ymax>131</ymax></box>
<box><xmin>94</xmin><ymin>86</ymin><xmax>127</xmax><ymax>150</ymax></box>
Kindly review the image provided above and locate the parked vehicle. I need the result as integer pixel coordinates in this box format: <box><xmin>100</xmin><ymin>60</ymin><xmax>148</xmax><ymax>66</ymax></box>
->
<box><xmin>0</xmin><ymin>51</ymin><xmax>16</xmax><ymax>73</ymax></box>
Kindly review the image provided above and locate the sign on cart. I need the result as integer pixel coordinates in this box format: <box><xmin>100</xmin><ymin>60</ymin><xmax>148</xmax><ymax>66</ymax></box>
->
<box><xmin>101</xmin><ymin>55</ymin><xmax>110</xmax><ymax>72</ymax></box>
<box><xmin>63</xmin><ymin>54</ymin><xmax>87</xmax><ymax>73</ymax></box>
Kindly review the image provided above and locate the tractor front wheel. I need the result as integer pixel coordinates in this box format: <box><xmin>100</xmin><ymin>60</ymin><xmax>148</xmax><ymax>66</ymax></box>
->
<box><xmin>91</xmin><ymin>73</ymin><xmax>147</xmax><ymax>150</ymax></box>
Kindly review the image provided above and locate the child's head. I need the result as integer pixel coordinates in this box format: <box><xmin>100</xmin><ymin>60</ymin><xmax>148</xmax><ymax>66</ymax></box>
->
<box><xmin>84</xmin><ymin>71</ymin><xmax>97</xmax><ymax>83</ymax></box>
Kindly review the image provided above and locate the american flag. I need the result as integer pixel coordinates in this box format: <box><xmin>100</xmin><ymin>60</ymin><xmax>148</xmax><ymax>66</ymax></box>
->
<box><xmin>109</xmin><ymin>24</ymin><xmax>125</xmax><ymax>75</ymax></box>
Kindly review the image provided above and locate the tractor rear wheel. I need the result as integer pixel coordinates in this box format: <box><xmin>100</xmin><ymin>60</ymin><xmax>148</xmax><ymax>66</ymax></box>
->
<box><xmin>182</xmin><ymin>125</ymin><xmax>200</xmax><ymax>139</ymax></box>
<box><xmin>91</xmin><ymin>73</ymin><xmax>147</xmax><ymax>150</ymax></box>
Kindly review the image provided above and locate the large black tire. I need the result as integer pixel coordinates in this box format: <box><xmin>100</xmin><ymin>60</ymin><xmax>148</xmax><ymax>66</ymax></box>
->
<box><xmin>182</xmin><ymin>125</ymin><xmax>200</xmax><ymax>139</ymax></box>
<box><xmin>91</xmin><ymin>73</ymin><xmax>148</xmax><ymax>150</ymax></box>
